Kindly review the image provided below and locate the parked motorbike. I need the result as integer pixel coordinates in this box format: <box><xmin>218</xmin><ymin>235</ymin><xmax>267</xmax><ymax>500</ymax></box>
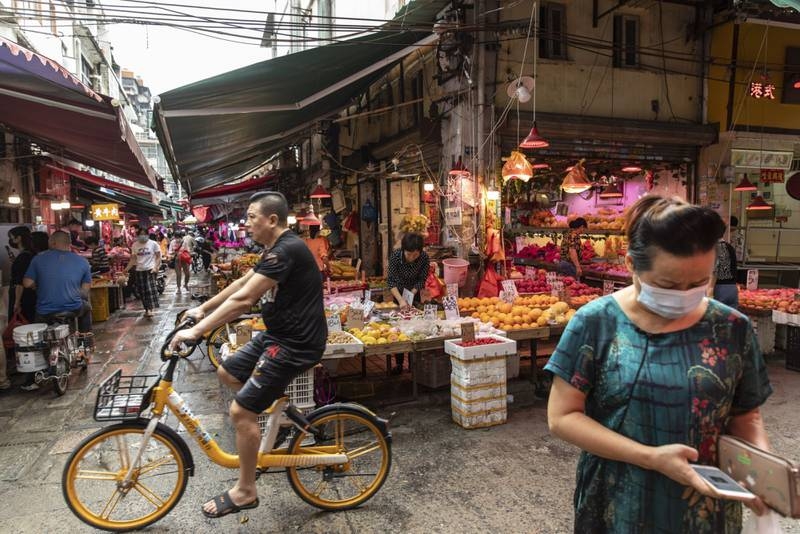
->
<box><xmin>156</xmin><ymin>263</ymin><xmax>167</xmax><ymax>294</ymax></box>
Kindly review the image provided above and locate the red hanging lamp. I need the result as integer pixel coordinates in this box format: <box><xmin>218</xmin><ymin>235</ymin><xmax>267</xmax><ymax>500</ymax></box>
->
<box><xmin>745</xmin><ymin>195</ymin><xmax>772</xmax><ymax>211</ymax></box>
<box><xmin>734</xmin><ymin>175</ymin><xmax>758</xmax><ymax>192</ymax></box>
<box><xmin>448</xmin><ymin>155</ymin><xmax>470</xmax><ymax>177</ymax></box>
<box><xmin>519</xmin><ymin>123</ymin><xmax>549</xmax><ymax>149</ymax></box>
<box><xmin>309</xmin><ymin>178</ymin><xmax>331</xmax><ymax>199</ymax></box>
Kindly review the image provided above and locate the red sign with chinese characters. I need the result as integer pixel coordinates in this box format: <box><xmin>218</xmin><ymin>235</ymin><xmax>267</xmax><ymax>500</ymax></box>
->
<box><xmin>749</xmin><ymin>82</ymin><xmax>776</xmax><ymax>100</ymax></box>
<box><xmin>760</xmin><ymin>169</ymin><xmax>785</xmax><ymax>184</ymax></box>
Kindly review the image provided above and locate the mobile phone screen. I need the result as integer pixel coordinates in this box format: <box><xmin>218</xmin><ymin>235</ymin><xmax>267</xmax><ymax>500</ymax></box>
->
<box><xmin>690</xmin><ymin>465</ymin><xmax>756</xmax><ymax>502</ymax></box>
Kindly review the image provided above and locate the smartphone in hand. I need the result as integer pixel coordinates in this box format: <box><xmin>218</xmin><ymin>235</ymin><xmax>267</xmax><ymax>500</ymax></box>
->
<box><xmin>691</xmin><ymin>465</ymin><xmax>757</xmax><ymax>502</ymax></box>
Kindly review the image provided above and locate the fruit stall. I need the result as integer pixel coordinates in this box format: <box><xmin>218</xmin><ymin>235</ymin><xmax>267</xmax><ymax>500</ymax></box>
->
<box><xmin>738</xmin><ymin>288</ymin><xmax>800</xmax><ymax>358</ymax></box>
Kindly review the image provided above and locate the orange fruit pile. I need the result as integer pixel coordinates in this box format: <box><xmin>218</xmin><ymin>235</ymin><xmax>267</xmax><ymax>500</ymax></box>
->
<box><xmin>458</xmin><ymin>296</ymin><xmax>575</xmax><ymax>330</ymax></box>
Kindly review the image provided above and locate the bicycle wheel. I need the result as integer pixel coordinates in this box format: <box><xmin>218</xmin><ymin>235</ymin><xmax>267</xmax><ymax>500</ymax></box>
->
<box><xmin>286</xmin><ymin>407</ymin><xmax>391</xmax><ymax>511</ymax></box>
<box><xmin>62</xmin><ymin>422</ymin><xmax>188</xmax><ymax>532</ymax></box>
<box><xmin>54</xmin><ymin>355</ymin><xmax>70</xmax><ymax>396</ymax></box>
<box><xmin>206</xmin><ymin>321</ymin><xmax>241</xmax><ymax>369</ymax></box>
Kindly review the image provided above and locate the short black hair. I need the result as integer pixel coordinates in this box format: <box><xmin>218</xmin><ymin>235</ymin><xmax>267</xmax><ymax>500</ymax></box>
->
<box><xmin>730</xmin><ymin>215</ymin><xmax>739</xmax><ymax>228</ymax></box>
<box><xmin>625</xmin><ymin>196</ymin><xmax>725</xmax><ymax>272</ymax></box>
<box><xmin>569</xmin><ymin>217</ymin><xmax>587</xmax><ymax>230</ymax></box>
<box><xmin>31</xmin><ymin>231</ymin><xmax>49</xmax><ymax>253</ymax></box>
<box><xmin>249</xmin><ymin>191</ymin><xmax>288</xmax><ymax>225</ymax></box>
<box><xmin>137</xmin><ymin>227</ymin><xmax>149</xmax><ymax>236</ymax></box>
<box><xmin>401</xmin><ymin>232</ymin><xmax>424</xmax><ymax>252</ymax></box>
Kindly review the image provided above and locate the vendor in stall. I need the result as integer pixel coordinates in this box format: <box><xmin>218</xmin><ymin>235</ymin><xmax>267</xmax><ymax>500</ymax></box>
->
<box><xmin>558</xmin><ymin>218</ymin><xmax>587</xmax><ymax>278</ymax></box>
<box><xmin>387</xmin><ymin>232</ymin><xmax>429</xmax><ymax>374</ymax></box>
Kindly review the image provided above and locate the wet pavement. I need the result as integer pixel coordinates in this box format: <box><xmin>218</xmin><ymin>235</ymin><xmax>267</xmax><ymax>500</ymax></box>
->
<box><xmin>0</xmin><ymin>273</ymin><xmax>798</xmax><ymax>533</ymax></box>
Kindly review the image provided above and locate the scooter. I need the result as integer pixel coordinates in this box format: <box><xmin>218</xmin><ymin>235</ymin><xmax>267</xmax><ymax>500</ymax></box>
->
<box><xmin>156</xmin><ymin>263</ymin><xmax>167</xmax><ymax>294</ymax></box>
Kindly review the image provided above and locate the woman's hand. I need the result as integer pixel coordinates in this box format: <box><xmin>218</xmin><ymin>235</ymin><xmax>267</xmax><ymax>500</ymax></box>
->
<box><xmin>648</xmin><ymin>444</ymin><xmax>714</xmax><ymax>496</ymax></box>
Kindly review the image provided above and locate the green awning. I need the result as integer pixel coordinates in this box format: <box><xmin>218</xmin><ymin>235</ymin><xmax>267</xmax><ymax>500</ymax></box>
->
<box><xmin>153</xmin><ymin>0</ymin><xmax>446</xmax><ymax>194</ymax></box>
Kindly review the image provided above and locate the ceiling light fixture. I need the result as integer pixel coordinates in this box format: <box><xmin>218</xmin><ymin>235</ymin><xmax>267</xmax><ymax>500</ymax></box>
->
<box><xmin>8</xmin><ymin>189</ymin><xmax>21</xmax><ymax>205</ymax></box>
<box><xmin>309</xmin><ymin>178</ymin><xmax>331</xmax><ymax>199</ymax></box>
<box><xmin>501</xmin><ymin>151</ymin><xmax>533</xmax><ymax>182</ymax></box>
<box><xmin>746</xmin><ymin>195</ymin><xmax>773</xmax><ymax>211</ymax></box>
<box><xmin>561</xmin><ymin>160</ymin><xmax>593</xmax><ymax>194</ymax></box>
<box><xmin>734</xmin><ymin>175</ymin><xmax>758</xmax><ymax>191</ymax></box>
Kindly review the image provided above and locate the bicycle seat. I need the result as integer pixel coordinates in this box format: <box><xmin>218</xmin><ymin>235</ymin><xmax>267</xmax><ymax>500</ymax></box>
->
<box><xmin>49</xmin><ymin>311</ymin><xmax>78</xmax><ymax>323</ymax></box>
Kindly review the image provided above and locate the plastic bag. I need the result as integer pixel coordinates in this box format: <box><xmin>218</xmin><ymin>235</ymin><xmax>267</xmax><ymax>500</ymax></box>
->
<box><xmin>742</xmin><ymin>511</ymin><xmax>784</xmax><ymax>534</ymax></box>
<box><xmin>179</xmin><ymin>249</ymin><xmax>192</xmax><ymax>264</ymax></box>
<box><xmin>424</xmin><ymin>263</ymin><xmax>444</xmax><ymax>301</ymax></box>
<box><xmin>3</xmin><ymin>311</ymin><xmax>28</xmax><ymax>349</ymax></box>
<box><xmin>477</xmin><ymin>264</ymin><xmax>503</xmax><ymax>298</ymax></box>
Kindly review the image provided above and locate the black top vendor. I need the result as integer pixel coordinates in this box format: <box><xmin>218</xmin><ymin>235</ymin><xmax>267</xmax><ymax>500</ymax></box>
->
<box><xmin>387</xmin><ymin>232</ymin><xmax>430</xmax><ymax>308</ymax></box>
<box><xmin>386</xmin><ymin>232</ymin><xmax>429</xmax><ymax>375</ymax></box>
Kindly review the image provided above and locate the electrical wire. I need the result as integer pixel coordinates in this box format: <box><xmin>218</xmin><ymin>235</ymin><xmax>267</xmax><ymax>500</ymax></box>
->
<box><xmin>657</xmin><ymin>0</ymin><xmax>679</xmax><ymax>121</ymax></box>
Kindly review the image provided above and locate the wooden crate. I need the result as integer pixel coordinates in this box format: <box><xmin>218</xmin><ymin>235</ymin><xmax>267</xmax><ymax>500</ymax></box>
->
<box><xmin>415</xmin><ymin>350</ymin><xmax>451</xmax><ymax>389</ymax></box>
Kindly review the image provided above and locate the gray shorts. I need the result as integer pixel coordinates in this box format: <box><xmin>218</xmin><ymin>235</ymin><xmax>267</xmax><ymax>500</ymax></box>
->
<box><xmin>221</xmin><ymin>331</ymin><xmax>318</xmax><ymax>414</ymax></box>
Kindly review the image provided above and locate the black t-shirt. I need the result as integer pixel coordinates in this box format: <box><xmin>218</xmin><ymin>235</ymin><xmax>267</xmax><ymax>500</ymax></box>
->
<box><xmin>254</xmin><ymin>231</ymin><xmax>327</xmax><ymax>358</ymax></box>
<box><xmin>10</xmin><ymin>250</ymin><xmax>37</xmax><ymax>321</ymax></box>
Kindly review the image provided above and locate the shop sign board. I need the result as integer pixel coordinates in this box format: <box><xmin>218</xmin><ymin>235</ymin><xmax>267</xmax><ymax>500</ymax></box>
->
<box><xmin>731</xmin><ymin>150</ymin><xmax>793</xmax><ymax>170</ymax></box>
<box><xmin>91</xmin><ymin>203</ymin><xmax>120</xmax><ymax>221</ymax></box>
<box><xmin>461</xmin><ymin>321</ymin><xmax>475</xmax><ymax>343</ymax></box>
<box><xmin>760</xmin><ymin>169</ymin><xmax>785</xmax><ymax>184</ymax></box>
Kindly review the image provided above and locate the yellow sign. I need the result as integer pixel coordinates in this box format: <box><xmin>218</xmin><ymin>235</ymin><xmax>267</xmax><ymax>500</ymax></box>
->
<box><xmin>91</xmin><ymin>203</ymin><xmax>120</xmax><ymax>221</ymax></box>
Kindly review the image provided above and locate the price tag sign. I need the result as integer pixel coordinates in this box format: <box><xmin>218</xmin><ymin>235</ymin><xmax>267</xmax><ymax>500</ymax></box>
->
<box><xmin>447</xmin><ymin>283</ymin><xmax>459</xmax><ymax>298</ymax></box>
<box><xmin>603</xmin><ymin>279</ymin><xmax>615</xmax><ymax>295</ymax></box>
<box><xmin>364</xmin><ymin>289</ymin><xmax>372</xmax><ymax>303</ymax></box>
<box><xmin>746</xmin><ymin>269</ymin><xmax>759</xmax><ymax>291</ymax></box>
<box><xmin>443</xmin><ymin>295</ymin><xmax>459</xmax><ymax>320</ymax></box>
<box><xmin>327</xmin><ymin>314</ymin><xmax>342</xmax><ymax>331</ymax></box>
<box><xmin>501</xmin><ymin>279</ymin><xmax>518</xmax><ymax>303</ymax></box>
<box><xmin>423</xmin><ymin>304</ymin><xmax>438</xmax><ymax>321</ymax></box>
<box><xmin>524</xmin><ymin>266</ymin><xmax>536</xmax><ymax>280</ymax></box>
<box><xmin>551</xmin><ymin>280</ymin><xmax>564</xmax><ymax>298</ymax></box>
<box><xmin>346</xmin><ymin>306</ymin><xmax>365</xmax><ymax>329</ymax></box>
<box><xmin>545</xmin><ymin>271</ymin><xmax>558</xmax><ymax>285</ymax></box>
<box><xmin>461</xmin><ymin>321</ymin><xmax>475</xmax><ymax>343</ymax></box>
<box><xmin>362</xmin><ymin>300</ymin><xmax>375</xmax><ymax>320</ymax></box>
<box><xmin>402</xmin><ymin>289</ymin><xmax>415</xmax><ymax>307</ymax></box>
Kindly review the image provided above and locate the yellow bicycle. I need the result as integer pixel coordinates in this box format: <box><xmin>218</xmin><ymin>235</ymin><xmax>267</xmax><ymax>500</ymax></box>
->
<box><xmin>61</xmin><ymin>320</ymin><xmax>392</xmax><ymax>532</ymax></box>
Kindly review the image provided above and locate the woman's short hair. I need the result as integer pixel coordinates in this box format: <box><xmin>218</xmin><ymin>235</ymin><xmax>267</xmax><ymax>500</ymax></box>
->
<box><xmin>625</xmin><ymin>196</ymin><xmax>725</xmax><ymax>272</ymax></box>
<box><xmin>8</xmin><ymin>225</ymin><xmax>33</xmax><ymax>251</ymax></box>
<box><xmin>401</xmin><ymin>232</ymin><xmax>424</xmax><ymax>252</ymax></box>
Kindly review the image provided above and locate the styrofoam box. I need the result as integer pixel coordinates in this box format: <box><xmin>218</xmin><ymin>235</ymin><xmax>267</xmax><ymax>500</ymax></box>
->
<box><xmin>323</xmin><ymin>331</ymin><xmax>364</xmax><ymax>358</ymax></box>
<box><xmin>451</xmin><ymin>380</ymin><xmax>506</xmax><ymax>401</ymax></box>
<box><xmin>444</xmin><ymin>334</ymin><xmax>517</xmax><ymax>361</ymax></box>
<box><xmin>451</xmin><ymin>367</ymin><xmax>506</xmax><ymax>387</ymax></box>
<box><xmin>452</xmin><ymin>408</ymin><xmax>507</xmax><ymax>429</ymax></box>
<box><xmin>451</xmin><ymin>358</ymin><xmax>506</xmax><ymax>379</ymax></box>
<box><xmin>773</xmin><ymin>310</ymin><xmax>800</xmax><ymax>326</ymax></box>
<box><xmin>451</xmin><ymin>395</ymin><xmax>506</xmax><ymax>414</ymax></box>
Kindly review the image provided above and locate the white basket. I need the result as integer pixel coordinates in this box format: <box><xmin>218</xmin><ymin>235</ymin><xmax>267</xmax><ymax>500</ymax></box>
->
<box><xmin>444</xmin><ymin>334</ymin><xmax>517</xmax><ymax>361</ymax></box>
<box><xmin>284</xmin><ymin>366</ymin><xmax>316</xmax><ymax>406</ymax></box>
<box><xmin>323</xmin><ymin>331</ymin><xmax>364</xmax><ymax>359</ymax></box>
<box><xmin>13</xmin><ymin>323</ymin><xmax>48</xmax><ymax>347</ymax></box>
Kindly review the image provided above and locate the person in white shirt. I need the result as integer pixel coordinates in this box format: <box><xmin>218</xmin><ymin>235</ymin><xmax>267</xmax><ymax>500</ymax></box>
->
<box><xmin>125</xmin><ymin>228</ymin><xmax>162</xmax><ymax>317</ymax></box>
<box><xmin>171</xmin><ymin>231</ymin><xmax>196</xmax><ymax>292</ymax></box>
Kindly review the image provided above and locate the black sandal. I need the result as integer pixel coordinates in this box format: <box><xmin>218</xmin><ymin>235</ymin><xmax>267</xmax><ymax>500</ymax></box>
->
<box><xmin>201</xmin><ymin>490</ymin><xmax>259</xmax><ymax>519</ymax></box>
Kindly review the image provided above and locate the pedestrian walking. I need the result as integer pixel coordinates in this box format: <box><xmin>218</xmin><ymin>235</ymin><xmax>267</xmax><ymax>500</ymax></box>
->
<box><xmin>545</xmin><ymin>196</ymin><xmax>772</xmax><ymax>532</ymax></box>
<box><xmin>125</xmin><ymin>228</ymin><xmax>161</xmax><ymax>317</ymax></box>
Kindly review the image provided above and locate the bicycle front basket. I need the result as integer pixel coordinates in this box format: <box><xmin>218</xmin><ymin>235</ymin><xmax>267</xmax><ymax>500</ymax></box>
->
<box><xmin>94</xmin><ymin>369</ymin><xmax>159</xmax><ymax>421</ymax></box>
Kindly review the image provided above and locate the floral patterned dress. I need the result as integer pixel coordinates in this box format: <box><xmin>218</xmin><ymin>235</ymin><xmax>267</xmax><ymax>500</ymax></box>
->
<box><xmin>544</xmin><ymin>296</ymin><xmax>772</xmax><ymax>533</ymax></box>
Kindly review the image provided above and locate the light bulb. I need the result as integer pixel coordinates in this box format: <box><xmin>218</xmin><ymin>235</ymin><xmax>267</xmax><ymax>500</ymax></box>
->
<box><xmin>487</xmin><ymin>189</ymin><xmax>500</xmax><ymax>201</ymax></box>
<box><xmin>287</xmin><ymin>215</ymin><xmax>297</xmax><ymax>225</ymax></box>
<box><xmin>8</xmin><ymin>189</ymin><xmax>21</xmax><ymax>205</ymax></box>
<box><xmin>423</xmin><ymin>182</ymin><xmax>435</xmax><ymax>192</ymax></box>
<box><xmin>85</xmin><ymin>219</ymin><xmax>95</xmax><ymax>228</ymax></box>
<box><xmin>61</xmin><ymin>198</ymin><xmax>71</xmax><ymax>210</ymax></box>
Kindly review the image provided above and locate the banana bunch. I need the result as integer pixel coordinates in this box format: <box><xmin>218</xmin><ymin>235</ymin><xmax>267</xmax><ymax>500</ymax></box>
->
<box><xmin>330</xmin><ymin>261</ymin><xmax>356</xmax><ymax>278</ymax></box>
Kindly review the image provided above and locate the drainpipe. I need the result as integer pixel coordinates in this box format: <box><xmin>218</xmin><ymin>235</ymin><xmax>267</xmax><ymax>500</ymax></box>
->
<box><xmin>476</xmin><ymin>0</ymin><xmax>486</xmax><ymax>255</ymax></box>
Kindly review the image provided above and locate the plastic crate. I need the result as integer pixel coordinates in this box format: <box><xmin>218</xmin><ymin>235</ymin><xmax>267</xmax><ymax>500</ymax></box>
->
<box><xmin>416</xmin><ymin>350</ymin><xmax>451</xmax><ymax>389</ymax></box>
<box><xmin>258</xmin><ymin>402</ymin><xmax>314</xmax><ymax>435</ymax></box>
<box><xmin>750</xmin><ymin>315</ymin><xmax>776</xmax><ymax>354</ymax></box>
<box><xmin>787</xmin><ymin>326</ymin><xmax>800</xmax><ymax>372</ymax></box>
<box><xmin>284</xmin><ymin>366</ymin><xmax>316</xmax><ymax>406</ymax></box>
<box><xmin>94</xmin><ymin>370</ymin><xmax>158</xmax><ymax>421</ymax></box>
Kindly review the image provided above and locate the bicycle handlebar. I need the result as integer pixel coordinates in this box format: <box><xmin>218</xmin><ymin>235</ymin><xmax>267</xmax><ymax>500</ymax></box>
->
<box><xmin>160</xmin><ymin>316</ymin><xmax>199</xmax><ymax>361</ymax></box>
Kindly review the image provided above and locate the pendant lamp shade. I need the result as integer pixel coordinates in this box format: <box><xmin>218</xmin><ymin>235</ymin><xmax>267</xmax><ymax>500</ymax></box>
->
<box><xmin>309</xmin><ymin>179</ymin><xmax>331</xmax><ymax>199</ymax></box>
<box><xmin>561</xmin><ymin>160</ymin><xmax>592</xmax><ymax>193</ymax></box>
<box><xmin>621</xmin><ymin>165</ymin><xmax>642</xmax><ymax>173</ymax></box>
<box><xmin>449</xmin><ymin>155</ymin><xmax>470</xmax><ymax>177</ymax></box>
<box><xmin>532</xmin><ymin>162</ymin><xmax>550</xmax><ymax>170</ymax></box>
<box><xmin>745</xmin><ymin>195</ymin><xmax>772</xmax><ymax>211</ymax></box>
<box><xmin>501</xmin><ymin>151</ymin><xmax>533</xmax><ymax>182</ymax></box>
<box><xmin>8</xmin><ymin>189</ymin><xmax>21</xmax><ymax>205</ymax></box>
<box><xmin>300</xmin><ymin>205</ymin><xmax>321</xmax><ymax>226</ymax></box>
<box><xmin>734</xmin><ymin>175</ymin><xmax>758</xmax><ymax>191</ymax></box>
<box><xmin>519</xmin><ymin>123</ymin><xmax>549</xmax><ymax>149</ymax></box>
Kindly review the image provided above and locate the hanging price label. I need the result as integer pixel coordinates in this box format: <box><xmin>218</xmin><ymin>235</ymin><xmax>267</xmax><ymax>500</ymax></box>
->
<box><xmin>461</xmin><ymin>321</ymin><xmax>475</xmax><ymax>342</ymax></box>
<box><xmin>402</xmin><ymin>289</ymin><xmax>415</xmax><ymax>307</ymax></box>
<box><xmin>446</xmin><ymin>283</ymin><xmax>459</xmax><ymax>298</ymax></box>
<box><xmin>524</xmin><ymin>266</ymin><xmax>536</xmax><ymax>280</ymax></box>
<box><xmin>364</xmin><ymin>289</ymin><xmax>372</xmax><ymax>303</ymax></box>
<box><xmin>545</xmin><ymin>271</ymin><xmax>559</xmax><ymax>286</ymax></box>
<box><xmin>501</xmin><ymin>279</ymin><xmax>518</xmax><ymax>303</ymax></box>
<box><xmin>603</xmin><ymin>280</ymin><xmax>615</xmax><ymax>295</ymax></box>
<box><xmin>443</xmin><ymin>295</ymin><xmax>460</xmax><ymax>320</ymax></box>
<box><xmin>362</xmin><ymin>300</ymin><xmax>375</xmax><ymax>320</ymax></box>
<box><xmin>551</xmin><ymin>280</ymin><xmax>564</xmax><ymax>298</ymax></box>
<box><xmin>346</xmin><ymin>306</ymin><xmax>364</xmax><ymax>329</ymax></box>
<box><xmin>746</xmin><ymin>269</ymin><xmax>759</xmax><ymax>291</ymax></box>
<box><xmin>327</xmin><ymin>314</ymin><xmax>342</xmax><ymax>331</ymax></box>
<box><xmin>423</xmin><ymin>304</ymin><xmax>438</xmax><ymax>321</ymax></box>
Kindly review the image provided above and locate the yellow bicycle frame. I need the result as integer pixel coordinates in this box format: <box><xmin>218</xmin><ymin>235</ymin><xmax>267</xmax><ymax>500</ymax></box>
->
<box><xmin>148</xmin><ymin>379</ymin><xmax>347</xmax><ymax>469</ymax></box>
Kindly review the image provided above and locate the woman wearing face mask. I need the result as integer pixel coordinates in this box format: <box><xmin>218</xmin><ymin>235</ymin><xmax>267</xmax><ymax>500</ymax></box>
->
<box><xmin>125</xmin><ymin>229</ymin><xmax>162</xmax><ymax>317</ymax></box>
<box><xmin>545</xmin><ymin>196</ymin><xmax>773</xmax><ymax>533</ymax></box>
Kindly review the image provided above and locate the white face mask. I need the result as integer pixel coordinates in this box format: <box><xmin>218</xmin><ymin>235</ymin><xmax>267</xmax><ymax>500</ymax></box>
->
<box><xmin>636</xmin><ymin>279</ymin><xmax>707</xmax><ymax>319</ymax></box>
<box><xmin>137</xmin><ymin>236</ymin><xmax>148</xmax><ymax>243</ymax></box>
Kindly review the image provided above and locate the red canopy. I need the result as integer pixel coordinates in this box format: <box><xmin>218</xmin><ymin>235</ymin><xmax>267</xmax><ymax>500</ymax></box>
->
<box><xmin>0</xmin><ymin>37</ymin><xmax>159</xmax><ymax>189</ymax></box>
<box><xmin>190</xmin><ymin>173</ymin><xmax>276</xmax><ymax>200</ymax></box>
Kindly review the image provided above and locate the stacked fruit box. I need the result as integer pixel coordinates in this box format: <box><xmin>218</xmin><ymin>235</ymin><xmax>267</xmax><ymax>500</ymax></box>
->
<box><xmin>444</xmin><ymin>334</ymin><xmax>517</xmax><ymax>429</ymax></box>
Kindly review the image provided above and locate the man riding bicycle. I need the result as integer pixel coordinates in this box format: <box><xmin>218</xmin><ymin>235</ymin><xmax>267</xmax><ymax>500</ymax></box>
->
<box><xmin>170</xmin><ymin>191</ymin><xmax>327</xmax><ymax>519</ymax></box>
